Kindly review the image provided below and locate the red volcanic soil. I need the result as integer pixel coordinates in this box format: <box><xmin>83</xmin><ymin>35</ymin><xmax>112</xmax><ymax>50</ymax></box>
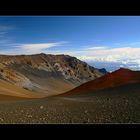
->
<box><xmin>61</xmin><ymin>68</ymin><xmax>140</xmax><ymax>95</ymax></box>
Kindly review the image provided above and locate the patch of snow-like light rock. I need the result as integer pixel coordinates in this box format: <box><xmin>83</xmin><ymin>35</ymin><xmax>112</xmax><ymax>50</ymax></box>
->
<box><xmin>54</xmin><ymin>63</ymin><xmax>72</xmax><ymax>79</ymax></box>
<box><xmin>0</xmin><ymin>69</ymin><xmax>39</xmax><ymax>89</ymax></box>
<box><xmin>13</xmin><ymin>74</ymin><xmax>42</xmax><ymax>89</ymax></box>
<box><xmin>38</xmin><ymin>62</ymin><xmax>53</xmax><ymax>72</ymax></box>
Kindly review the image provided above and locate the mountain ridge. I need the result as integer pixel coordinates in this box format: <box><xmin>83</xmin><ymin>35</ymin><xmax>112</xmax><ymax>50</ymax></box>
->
<box><xmin>0</xmin><ymin>53</ymin><xmax>106</xmax><ymax>97</ymax></box>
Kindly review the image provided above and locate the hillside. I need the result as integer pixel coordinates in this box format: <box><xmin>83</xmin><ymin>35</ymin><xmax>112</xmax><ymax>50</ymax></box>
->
<box><xmin>62</xmin><ymin>68</ymin><xmax>140</xmax><ymax>95</ymax></box>
<box><xmin>0</xmin><ymin>53</ymin><xmax>106</xmax><ymax>97</ymax></box>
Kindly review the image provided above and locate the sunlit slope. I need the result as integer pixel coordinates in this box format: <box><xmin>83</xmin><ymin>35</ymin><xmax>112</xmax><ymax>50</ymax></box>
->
<box><xmin>0</xmin><ymin>53</ymin><xmax>106</xmax><ymax>97</ymax></box>
<box><xmin>0</xmin><ymin>79</ymin><xmax>45</xmax><ymax>99</ymax></box>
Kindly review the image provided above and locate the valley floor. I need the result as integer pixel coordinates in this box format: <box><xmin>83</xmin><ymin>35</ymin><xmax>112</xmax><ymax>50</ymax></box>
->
<box><xmin>0</xmin><ymin>85</ymin><xmax>140</xmax><ymax>124</ymax></box>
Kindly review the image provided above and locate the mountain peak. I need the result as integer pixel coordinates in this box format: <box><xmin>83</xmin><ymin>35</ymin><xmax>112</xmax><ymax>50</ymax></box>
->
<box><xmin>118</xmin><ymin>67</ymin><xmax>131</xmax><ymax>71</ymax></box>
<box><xmin>39</xmin><ymin>53</ymin><xmax>46</xmax><ymax>55</ymax></box>
<box><xmin>110</xmin><ymin>68</ymin><xmax>133</xmax><ymax>75</ymax></box>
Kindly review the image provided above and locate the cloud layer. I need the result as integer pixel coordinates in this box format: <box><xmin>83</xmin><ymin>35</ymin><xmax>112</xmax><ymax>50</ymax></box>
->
<box><xmin>77</xmin><ymin>47</ymin><xmax>140</xmax><ymax>63</ymax></box>
<box><xmin>75</xmin><ymin>47</ymin><xmax>140</xmax><ymax>70</ymax></box>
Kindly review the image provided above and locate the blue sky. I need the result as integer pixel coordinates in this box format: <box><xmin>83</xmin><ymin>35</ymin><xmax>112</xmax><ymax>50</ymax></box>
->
<box><xmin>1</xmin><ymin>16</ymin><xmax>140</xmax><ymax>71</ymax></box>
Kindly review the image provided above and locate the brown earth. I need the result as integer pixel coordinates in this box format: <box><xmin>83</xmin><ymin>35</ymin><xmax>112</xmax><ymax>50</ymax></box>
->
<box><xmin>0</xmin><ymin>79</ymin><xmax>45</xmax><ymax>98</ymax></box>
<box><xmin>0</xmin><ymin>53</ymin><xmax>105</xmax><ymax>98</ymax></box>
<box><xmin>61</xmin><ymin>68</ymin><xmax>140</xmax><ymax>96</ymax></box>
<box><xmin>0</xmin><ymin>68</ymin><xmax>139</xmax><ymax>123</ymax></box>
<box><xmin>0</xmin><ymin>82</ymin><xmax>139</xmax><ymax>123</ymax></box>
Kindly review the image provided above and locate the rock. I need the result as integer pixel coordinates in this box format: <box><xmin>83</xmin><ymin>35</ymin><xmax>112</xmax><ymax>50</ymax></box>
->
<box><xmin>87</xmin><ymin>118</ymin><xmax>90</xmax><ymax>123</ymax></box>
<box><xmin>0</xmin><ymin>118</ymin><xmax>4</xmax><ymax>121</ymax></box>
<box><xmin>40</xmin><ymin>106</ymin><xmax>44</xmax><ymax>109</ymax></box>
<box><xmin>85</xmin><ymin>110</ymin><xmax>88</xmax><ymax>114</ymax></box>
<box><xmin>27</xmin><ymin>115</ymin><xmax>32</xmax><ymax>118</ymax></box>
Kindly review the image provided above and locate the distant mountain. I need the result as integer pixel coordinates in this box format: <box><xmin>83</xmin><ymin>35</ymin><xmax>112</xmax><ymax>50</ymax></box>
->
<box><xmin>62</xmin><ymin>68</ymin><xmax>140</xmax><ymax>95</ymax></box>
<box><xmin>87</xmin><ymin>60</ymin><xmax>140</xmax><ymax>72</ymax></box>
<box><xmin>0</xmin><ymin>53</ymin><xmax>106</xmax><ymax>97</ymax></box>
<box><xmin>98</xmin><ymin>68</ymin><xmax>108</xmax><ymax>74</ymax></box>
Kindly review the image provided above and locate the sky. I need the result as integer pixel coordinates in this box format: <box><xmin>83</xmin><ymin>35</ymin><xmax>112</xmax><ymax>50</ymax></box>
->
<box><xmin>1</xmin><ymin>16</ymin><xmax>140</xmax><ymax>71</ymax></box>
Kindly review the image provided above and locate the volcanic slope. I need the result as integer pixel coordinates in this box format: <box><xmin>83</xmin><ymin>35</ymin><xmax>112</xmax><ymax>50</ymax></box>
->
<box><xmin>0</xmin><ymin>53</ymin><xmax>106</xmax><ymax>98</ymax></box>
<box><xmin>0</xmin><ymin>68</ymin><xmax>140</xmax><ymax>123</ymax></box>
<box><xmin>62</xmin><ymin>68</ymin><xmax>140</xmax><ymax>96</ymax></box>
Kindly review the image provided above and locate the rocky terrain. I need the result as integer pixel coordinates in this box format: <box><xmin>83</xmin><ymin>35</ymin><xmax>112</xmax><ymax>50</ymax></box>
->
<box><xmin>0</xmin><ymin>55</ymin><xmax>139</xmax><ymax>124</ymax></box>
<box><xmin>0</xmin><ymin>68</ymin><xmax>138</xmax><ymax>123</ymax></box>
<box><xmin>0</xmin><ymin>82</ymin><xmax>140</xmax><ymax>123</ymax></box>
<box><xmin>0</xmin><ymin>53</ymin><xmax>106</xmax><ymax>97</ymax></box>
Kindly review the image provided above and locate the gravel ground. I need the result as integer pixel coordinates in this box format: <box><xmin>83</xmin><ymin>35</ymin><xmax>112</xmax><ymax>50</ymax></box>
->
<box><xmin>0</xmin><ymin>89</ymin><xmax>139</xmax><ymax>124</ymax></box>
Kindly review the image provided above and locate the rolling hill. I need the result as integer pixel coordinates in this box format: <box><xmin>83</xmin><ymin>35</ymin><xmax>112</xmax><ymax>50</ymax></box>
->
<box><xmin>61</xmin><ymin>68</ymin><xmax>140</xmax><ymax>96</ymax></box>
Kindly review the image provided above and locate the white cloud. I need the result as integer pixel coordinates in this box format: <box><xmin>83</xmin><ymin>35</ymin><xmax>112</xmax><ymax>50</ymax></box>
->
<box><xmin>0</xmin><ymin>42</ymin><xmax>66</xmax><ymax>55</ymax></box>
<box><xmin>36</xmin><ymin>46</ymin><xmax>140</xmax><ymax>67</ymax></box>
<box><xmin>17</xmin><ymin>42</ymin><xmax>64</xmax><ymax>53</ymax></box>
<box><xmin>76</xmin><ymin>47</ymin><xmax>140</xmax><ymax>64</ymax></box>
<box><xmin>128</xmin><ymin>65</ymin><xmax>138</xmax><ymax>68</ymax></box>
<box><xmin>120</xmin><ymin>65</ymin><xmax>124</xmax><ymax>68</ymax></box>
<box><xmin>72</xmin><ymin>46</ymin><xmax>140</xmax><ymax>71</ymax></box>
<box><xmin>87</xmin><ymin>46</ymin><xmax>108</xmax><ymax>50</ymax></box>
